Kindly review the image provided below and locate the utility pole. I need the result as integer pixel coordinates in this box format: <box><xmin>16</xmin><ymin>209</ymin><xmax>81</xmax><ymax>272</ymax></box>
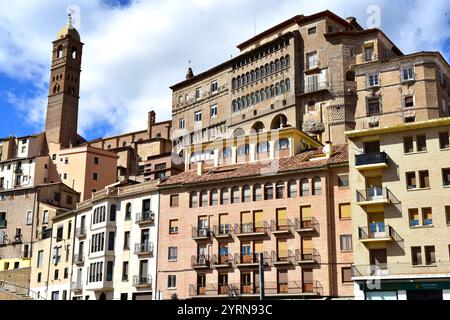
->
<box><xmin>258</xmin><ymin>252</ymin><xmax>265</xmax><ymax>300</ymax></box>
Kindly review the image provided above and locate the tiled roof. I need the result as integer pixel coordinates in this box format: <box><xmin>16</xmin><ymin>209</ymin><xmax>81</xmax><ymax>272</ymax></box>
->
<box><xmin>159</xmin><ymin>144</ymin><xmax>348</xmax><ymax>187</ymax></box>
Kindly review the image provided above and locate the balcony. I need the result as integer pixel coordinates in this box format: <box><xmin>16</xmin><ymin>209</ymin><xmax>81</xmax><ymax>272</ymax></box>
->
<box><xmin>212</xmin><ymin>224</ymin><xmax>233</xmax><ymax>239</ymax></box>
<box><xmin>132</xmin><ymin>275</ymin><xmax>152</xmax><ymax>288</ymax></box>
<box><xmin>191</xmin><ymin>255</ymin><xmax>210</xmax><ymax>269</ymax></box>
<box><xmin>192</xmin><ymin>227</ymin><xmax>211</xmax><ymax>240</ymax></box>
<box><xmin>358</xmin><ymin>225</ymin><xmax>402</xmax><ymax>243</ymax></box>
<box><xmin>234</xmin><ymin>222</ymin><xmax>270</xmax><ymax>238</ymax></box>
<box><xmin>76</xmin><ymin>227</ymin><xmax>86</xmax><ymax>238</ymax></box>
<box><xmin>11</xmin><ymin>235</ymin><xmax>22</xmax><ymax>244</ymax></box>
<box><xmin>134</xmin><ymin>241</ymin><xmax>154</xmax><ymax>256</ymax></box>
<box><xmin>73</xmin><ymin>254</ymin><xmax>84</xmax><ymax>265</ymax></box>
<box><xmin>303</xmin><ymin>81</ymin><xmax>329</xmax><ymax>94</ymax></box>
<box><xmin>135</xmin><ymin>211</ymin><xmax>155</xmax><ymax>226</ymax></box>
<box><xmin>355</xmin><ymin>152</ymin><xmax>388</xmax><ymax>171</ymax></box>
<box><xmin>0</xmin><ymin>220</ymin><xmax>6</xmax><ymax>229</ymax></box>
<box><xmin>211</xmin><ymin>254</ymin><xmax>234</xmax><ymax>268</ymax></box>
<box><xmin>356</xmin><ymin>187</ymin><xmax>397</xmax><ymax>207</ymax></box>
<box><xmin>294</xmin><ymin>217</ymin><xmax>319</xmax><ymax>234</ymax></box>
<box><xmin>71</xmin><ymin>281</ymin><xmax>83</xmax><ymax>293</ymax></box>
<box><xmin>352</xmin><ymin>261</ymin><xmax>450</xmax><ymax>279</ymax></box>
<box><xmin>295</xmin><ymin>249</ymin><xmax>321</xmax><ymax>264</ymax></box>
<box><xmin>189</xmin><ymin>281</ymin><xmax>323</xmax><ymax>298</ymax></box>
<box><xmin>234</xmin><ymin>252</ymin><xmax>270</xmax><ymax>267</ymax></box>
<box><xmin>271</xmin><ymin>250</ymin><xmax>295</xmax><ymax>265</ymax></box>
<box><xmin>270</xmin><ymin>219</ymin><xmax>294</xmax><ymax>235</ymax></box>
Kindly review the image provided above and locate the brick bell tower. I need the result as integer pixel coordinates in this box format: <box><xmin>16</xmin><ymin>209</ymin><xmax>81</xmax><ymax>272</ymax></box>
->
<box><xmin>45</xmin><ymin>13</ymin><xmax>83</xmax><ymax>148</ymax></box>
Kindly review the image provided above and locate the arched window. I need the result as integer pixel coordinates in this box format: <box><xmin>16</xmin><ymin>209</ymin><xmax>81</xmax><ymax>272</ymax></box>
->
<box><xmin>125</xmin><ymin>203</ymin><xmax>132</xmax><ymax>220</ymax></box>
<box><xmin>251</xmin><ymin>70</ymin><xmax>256</xmax><ymax>82</ymax></box>
<box><xmin>210</xmin><ymin>189</ymin><xmax>218</xmax><ymax>206</ymax></box>
<box><xmin>253</xmin><ymin>184</ymin><xmax>262</xmax><ymax>201</ymax></box>
<box><xmin>110</xmin><ymin>204</ymin><xmax>116</xmax><ymax>221</ymax></box>
<box><xmin>275</xmin><ymin>83</ymin><xmax>281</xmax><ymax>95</ymax></box>
<box><xmin>276</xmin><ymin>138</ymin><xmax>290</xmax><ymax>150</ymax></box>
<box><xmin>246</xmin><ymin>95</ymin><xmax>251</xmax><ymax>107</ymax></box>
<box><xmin>231</xmin><ymin>187</ymin><xmax>240</xmax><ymax>204</ymax></box>
<box><xmin>237</xmin><ymin>144</ymin><xmax>249</xmax><ymax>156</ymax></box>
<box><xmin>312</xmin><ymin>177</ymin><xmax>322</xmax><ymax>195</ymax></box>
<box><xmin>200</xmin><ymin>190</ymin><xmax>208</xmax><ymax>207</ymax></box>
<box><xmin>265</xmin><ymin>87</ymin><xmax>271</xmax><ymax>98</ymax></box>
<box><xmin>346</xmin><ymin>70</ymin><xmax>356</xmax><ymax>81</ymax></box>
<box><xmin>280</xmin><ymin>80</ymin><xmax>286</xmax><ymax>93</ymax></box>
<box><xmin>242</xmin><ymin>96</ymin><xmax>247</xmax><ymax>108</ymax></box>
<box><xmin>242</xmin><ymin>74</ymin><xmax>247</xmax><ymax>86</ymax></box>
<box><xmin>189</xmin><ymin>192</ymin><xmax>198</xmax><ymax>208</ymax></box>
<box><xmin>232</xmin><ymin>78</ymin><xmax>236</xmax><ymax>90</ymax></box>
<box><xmin>256</xmin><ymin>68</ymin><xmax>261</xmax><ymax>79</ymax></box>
<box><xmin>286</xmin><ymin>78</ymin><xmax>291</xmax><ymax>91</ymax></box>
<box><xmin>232</xmin><ymin>100</ymin><xmax>237</xmax><ymax>112</ymax></box>
<box><xmin>233</xmin><ymin>128</ymin><xmax>245</xmax><ymax>138</ymax></box>
<box><xmin>286</xmin><ymin>55</ymin><xmax>290</xmax><ymax>67</ymax></box>
<box><xmin>242</xmin><ymin>185</ymin><xmax>251</xmax><ymax>202</ymax></box>
<box><xmin>57</xmin><ymin>45</ymin><xmax>63</xmax><ymax>58</ymax></box>
<box><xmin>270</xmin><ymin>85</ymin><xmax>275</xmax><ymax>97</ymax></box>
<box><xmin>250</xmin><ymin>93</ymin><xmax>255</xmax><ymax>105</ymax></box>
<box><xmin>220</xmin><ymin>188</ymin><xmax>229</xmax><ymax>205</ymax></box>
<box><xmin>264</xmin><ymin>182</ymin><xmax>273</xmax><ymax>200</ymax></box>
<box><xmin>257</xmin><ymin>141</ymin><xmax>269</xmax><ymax>153</ymax></box>
<box><xmin>280</xmin><ymin>57</ymin><xmax>286</xmax><ymax>69</ymax></box>
<box><xmin>261</xmin><ymin>65</ymin><xmax>266</xmax><ymax>77</ymax></box>
<box><xmin>237</xmin><ymin>76</ymin><xmax>242</xmax><ymax>87</ymax></box>
<box><xmin>261</xmin><ymin>89</ymin><xmax>266</xmax><ymax>100</ymax></box>
<box><xmin>222</xmin><ymin>147</ymin><xmax>231</xmax><ymax>159</ymax></box>
<box><xmin>270</xmin><ymin>62</ymin><xmax>275</xmax><ymax>74</ymax></box>
<box><xmin>300</xmin><ymin>179</ymin><xmax>310</xmax><ymax>197</ymax></box>
<box><xmin>275</xmin><ymin>181</ymin><xmax>285</xmax><ymax>199</ymax></box>
<box><xmin>275</xmin><ymin>59</ymin><xmax>281</xmax><ymax>71</ymax></box>
<box><xmin>265</xmin><ymin>64</ymin><xmax>270</xmax><ymax>75</ymax></box>
<box><xmin>237</xmin><ymin>98</ymin><xmax>242</xmax><ymax>110</ymax></box>
<box><xmin>71</xmin><ymin>47</ymin><xmax>77</xmax><ymax>59</ymax></box>
<box><xmin>255</xmin><ymin>91</ymin><xmax>261</xmax><ymax>103</ymax></box>
<box><xmin>53</xmin><ymin>85</ymin><xmax>58</xmax><ymax>94</ymax></box>
<box><xmin>288</xmin><ymin>180</ymin><xmax>297</xmax><ymax>198</ymax></box>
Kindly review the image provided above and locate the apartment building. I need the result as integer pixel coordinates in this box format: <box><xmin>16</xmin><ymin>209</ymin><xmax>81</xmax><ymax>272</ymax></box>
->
<box><xmin>30</xmin><ymin>209</ymin><xmax>77</xmax><ymax>300</ymax></box>
<box><xmin>170</xmin><ymin>10</ymin><xmax>402</xmax><ymax>156</ymax></box>
<box><xmin>346</xmin><ymin>52</ymin><xmax>450</xmax><ymax>300</ymax></box>
<box><xmin>70</xmin><ymin>180</ymin><xmax>160</xmax><ymax>300</ymax></box>
<box><xmin>157</xmin><ymin>129</ymin><xmax>354</xmax><ymax>299</ymax></box>
<box><xmin>0</xmin><ymin>183</ymin><xmax>79</xmax><ymax>270</ymax></box>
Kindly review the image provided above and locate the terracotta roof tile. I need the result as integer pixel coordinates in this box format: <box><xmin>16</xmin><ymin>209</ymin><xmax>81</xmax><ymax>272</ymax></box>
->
<box><xmin>159</xmin><ymin>144</ymin><xmax>348</xmax><ymax>187</ymax></box>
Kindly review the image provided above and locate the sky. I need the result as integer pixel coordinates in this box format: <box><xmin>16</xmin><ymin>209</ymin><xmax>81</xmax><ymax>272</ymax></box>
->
<box><xmin>0</xmin><ymin>0</ymin><xmax>449</xmax><ymax>141</ymax></box>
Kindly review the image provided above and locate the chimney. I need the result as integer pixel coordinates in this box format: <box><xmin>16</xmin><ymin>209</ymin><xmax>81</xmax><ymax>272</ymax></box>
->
<box><xmin>148</xmin><ymin>111</ymin><xmax>156</xmax><ymax>138</ymax></box>
<box><xmin>197</xmin><ymin>161</ymin><xmax>205</xmax><ymax>176</ymax></box>
<box><xmin>346</xmin><ymin>17</ymin><xmax>357</xmax><ymax>25</ymax></box>
<box><xmin>186</xmin><ymin>67</ymin><xmax>194</xmax><ymax>79</ymax></box>
<box><xmin>323</xmin><ymin>141</ymin><xmax>333</xmax><ymax>159</ymax></box>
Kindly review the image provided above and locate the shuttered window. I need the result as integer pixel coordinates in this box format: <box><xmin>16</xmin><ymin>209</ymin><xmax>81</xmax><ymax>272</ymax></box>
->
<box><xmin>339</xmin><ymin>203</ymin><xmax>351</xmax><ymax>219</ymax></box>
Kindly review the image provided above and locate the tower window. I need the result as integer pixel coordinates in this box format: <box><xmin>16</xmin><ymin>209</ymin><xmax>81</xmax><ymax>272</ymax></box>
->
<box><xmin>72</xmin><ymin>47</ymin><xmax>77</xmax><ymax>59</ymax></box>
<box><xmin>57</xmin><ymin>45</ymin><xmax>63</xmax><ymax>59</ymax></box>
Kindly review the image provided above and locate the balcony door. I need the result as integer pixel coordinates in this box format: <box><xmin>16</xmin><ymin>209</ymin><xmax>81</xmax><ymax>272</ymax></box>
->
<box><xmin>366</xmin><ymin>177</ymin><xmax>383</xmax><ymax>201</ymax></box>
<box><xmin>367</xmin><ymin>213</ymin><xmax>385</xmax><ymax>238</ymax></box>
<box><xmin>218</xmin><ymin>273</ymin><xmax>228</xmax><ymax>294</ymax></box>
<box><xmin>141</xmin><ymin>229</ymin><xmax>149</xmax><ymax>247</ymax></box>
<box><xmin>364</xmin><ymin>141</ymin><xmax>380</xmax><ymax>154</ymax></box>
<box><xmin>139</xmin><ymin>259</ymin><xmax>148</xmax><ymax>282</ymax></box>
<box><xmin>302</xmin><ymin>269</ymin><xmax>313</xmax><ymax>292</ymax></box>
<box><xmin>80</xmin><ymin>215</ymin><xmax>86</xmax><ymax>229</ymax></box>
<box><xmin>198</xmin><ymin>216</ymin><xmax>208</xmax><ymax>235</ymax></box>
<box><xmin>241</xmin><ymin>212</ymin><xmax>252</xmax><ymax>233</ymax></box>
<box><xmin>241</xmin><ymin>242</ymin><xmax>252</xmax><ymax>263</ymax></box>
<box><xmin>241</xmin><ymin>272</ymin><xmax>252</xmax><ymax>294</ymax></box>
<box><xmin>276</xmin><ymin>208</ymin><xmax>287</xmax><ymax>230</ymax></box>
<box><xmin>254</xmin><ymin>210</ymin><xmax>264</xmax><ymax>232</ymax></box>
<box><xmin>301</xmin><ymin>237</ymin><xmax>313</xmax><ymax>259</ymax></box>
<box><xmin>277</xmin><ymin>270</ymin><xmax>288</xmax><ymax>293</ymax></box>
<box><xmin>219</xmin><ymin>244</ymin><xmax>228</xmax><ymax>264</ymax></box>
<box><xmin>277</xmin><ymin>239</ymin><xmax>288</xmax><ymax>262</ymax></box>
<box><xmin>370</xmin><ymin>249</ymin><xmax>387</xmax><ymax>275</ymax></box>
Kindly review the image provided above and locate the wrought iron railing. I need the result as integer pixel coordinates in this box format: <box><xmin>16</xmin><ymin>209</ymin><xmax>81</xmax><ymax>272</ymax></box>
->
<box><xmin>234</xmin><ymin>252</ymin><xmax>271</xmax><ymax>265</ymax></box>
<box><xmin>352</xmin><ymin>262</ymin><xmax>450</xmax><ymax>277</ymax></box>
<box><xmin>295</xmin><ymin>248</ymin><xmax>321</xmax><ymax>264</ymax></box>
<box><xmin>134</xmin><ymin>241</ymin><xmax>154</xmax><ymax>255</ymax></box>
<box><xmin>270</xmin><ymin>219</ymin><xmax>294</xmax><ymax>233</ymax></box>
<box><xmin>234</xmin><ymin>222</ymin><xmax>270</xmax><ymax>235</ymax></box>
<box><xmin>132</xmin><ymin>275</ymin><xmax>152</xmax><ymax>287</ymax></box>
<box><xmin>191</xmin><ymin>255</ymin><xmax>210</xmax><ymax>268</ymax></box>
<box><xmin>294</xmin><ymin>217</ymin><xmax>320</xmax><ymax>233</ymax></box>
<box><xmin>135</xmin><ymin>211</ymin><xmax>155</xmax><ymax>224</ymax></box>
<box><xmin>192</xmin><ymin>226</ymin><xmax>211</xmax><ymax>239</ymax></box>
<box><xmin>212</xmin><ymin>224</ymin><xmax>233</xmax><ymax>237</ymax></box>
<box><xmin>356</xmin><ymin>187</ymin><xmax>397</xmax><ymax>203</ymax></box>
<box><xmin>271</xmin><ymin>250</ymin><xmax>295</xmax><ymax>264</ymax></box>
<box><xmin>211</xmin><ymin>254</ymin><xmax>234</xmax><ymax>267</ymax></box>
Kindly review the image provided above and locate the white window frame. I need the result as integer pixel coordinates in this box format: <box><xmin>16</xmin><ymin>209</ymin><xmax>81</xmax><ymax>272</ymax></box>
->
<box><xmin>195</xmin><ymin>87</ymin><xmax>202</xmax><ymax>100</ymax></box>
<box><xmin>306</xmin><ymin>51</ymin><xmax>318</xmax><ymax>69</ymax></box>
<box><xmin>26</xmin><ymin>210</ymin><xmax>32</xmax><ymax>225</ymax></box>
<box><xmin>401</xmin><ymin>65</ymin><xmax>414</xmax><ymax>82</ymax></box>
<box><xmin>179</xmin><ymin>118</ymin><xmax>185</xmax><ymax>129</ymax></box>
<box><xmin>194</xmin><ymin>111</ymin><xmax>202</xmax><ymax>123</ymax></box>
<box><xmin>210</xmin><ymin>104</ymin><xmax>218</xmax><ymax>118</ymax></box>
<box><xmin>211</xmin><ymin>80</ymin><xmax>218</xmax><ymax>93</ymax></box>
<box><xmin>367</xmin><ymin>73</ymin><xmax>379</xmax><ymax>87</ymax></box>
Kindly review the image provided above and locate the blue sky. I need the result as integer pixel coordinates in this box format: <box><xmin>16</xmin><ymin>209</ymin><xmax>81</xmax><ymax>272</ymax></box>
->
<box><xmin>0</xmin><ymin>0</ymin><xmax>449</xmax><ymax>141</ymax></box>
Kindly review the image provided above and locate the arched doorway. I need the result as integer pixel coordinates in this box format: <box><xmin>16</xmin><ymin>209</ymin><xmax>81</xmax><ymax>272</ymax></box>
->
<box><xmin>99</xmin><ymin>293</ymin><xmax>106</xmax><ymax>300</ymax></box>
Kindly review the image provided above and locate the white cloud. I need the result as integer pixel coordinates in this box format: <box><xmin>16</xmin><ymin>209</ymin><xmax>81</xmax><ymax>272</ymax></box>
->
<box><xmin>0</xmin><ymin>0</ymin><xmax>449</xmax><ymax>139</ymax></box>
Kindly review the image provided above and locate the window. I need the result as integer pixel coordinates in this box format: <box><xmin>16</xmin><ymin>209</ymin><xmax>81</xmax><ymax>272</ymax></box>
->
<box><xmin>312</xmin><ymin>177</ymin><xmax>322</xmax><ymax>195</ymax></box>
<box><xmin>275</xmin><ymin>182</ymin><xmax>284</xmax><ymax>199</ymax></box>
<box><xmin>220</xmin><ymin>188</ymin><xmax>229</xmax><ymax>205</ymax></box>
<box><xmin>209</xmin><ymin>189</ymin><xmax>218</xmax><ymax>206</ymax></box>
<box><xmin>237</xmin><ymin>144</ymin><xmax>249</xmax><ymax>156</ymax></box>
<box><xmin>419</xmin><ymin>171</ymin><xmax>429</xmax><ymax>189</ymax></box>
<box><xmin>339</xmin><ymin>203</ymin><xmax>351</xmax><ymax>220</ymax></box>
<box><xmin>406</xmin><ymin>172</ymin><xmax>417</xmax><ymax>189</ymax></box>
<box><xmin>106</xmin><ymin>261</ymin><xmax>113</xmax><ymax>281</ymax></box>
<box><xmin>64</xmin><ymin>268</ymin><xmax>69</xmax><ymax>279</ymax></box>
<box><xmin>367</xmin><ymin>97</ymin><xmax>381</xmax><ymax>115</ymax></box>
<box><xmin>210</xmin><ymin>104</ymin><xmax>218</xmax><ymax>118</ymax></box>
<box><xmin>231</xmin><ymin>187</ymin><xmax>240</xmax><ymax>204</ymax></box>
<box><xmin>179</xmin><ymin>118</ymin><xmax>185</xmax><ymax>129</ymax></box>
<box><xmin>308</xmin><ymin>26</ymin><xmax>317</xmax><ymax>34</ymax></box>
<box><xmin>199</xmin><ymin>190</ymin><xmax>208</xmax><ymax>207</ymax></box>
<box><xmin>168</xmin><ymin>275</ymin><xmax>176</xmax><ymax>288</ymax></box>
<box><xmin>56</xmin><ymin>226</ymin><xmax>63</xmax><ymax>242</ymax></box>
<box><xmin>306</xmin><ymin>52</ymin><xmax>318</xmax><ymax>69</ymax></box>
<box><xmin>367</xmin><ymin>73</ymin><xmax>379</xmax><ymax>87</ymax></box>
<box><xmin>194</xmin><ymin>111</ymin><xmax>202</xmax><ymax>123</ymax></box>
<box><xmin>122</xmin><ymin>262</ymin><xmax>129</xmax><ymax>281</ymax></box>
<box><xmin>109</xmin><ymin>205</ymin><xmax>116</xmax><ymax>221</ymax></box>
<box><xmin>54</xmin><ymin>192</ymin><xmax>61</xmax><ymax>202</ymax></box>
<box><xmin>26</xmin><ymin>210</ymin><xmax>32</xmax><ymax>225</ymax></box>
<box><xmin>340</xmin><ymin>235</ymin><xmax>352</xmax><ymax>251</ymax></box>
<box><xmin>300</xmin><ymin>179</ymin><xmax>309</xmax><ymax>197</ymax></box>
<box><xmin>404</xmin><ymin>137</ymin><xmax>414</xmax><ymax>153</ymax></box>
<box><xmin>287</xmin><ymin>180</ymin><xmax>297</xmax><ymax>198</ymax></box>
<box><xmin>123</xmin><ymin>231</ymin><xmax>130</xmax><ymax>250</ymax></box>
<box><xmin>422</xmin><ymin>208</ymin><xmax>433</xmax><ymax>226</ymax></box>
<box><xmin>37</xmin><ymin>250</ymin><xmax>44</xmax><ymax>268</ymax></box>
<box><xmin>93</xmin><ymin>172</ymin><xmax>98</xmax><ymax>181</ymax></box>
<box><xmin>169</xmin><ymin>220</ymin><xmax>179</xmax><ymax>234</ymax></box>
<box><xmin>168</xmin><ymin>247</ymin><xmax>177</xmax><ymax>261</ymax></box>
<box><xmin>51</xmin><ymin>291</ymin><xmax>59</xmax><ymax>300</ymax></box>
<box><xmin>342</xmin><ymin>267</ymin><xmax>352</xmax><ymax>283</ymax></box>
<box><xmin>442</xmin><ymin>168</ymin><xmax>450</xmax><ymax>186</ymax></box>
<box><xmin>253</xmin><ymin>184</ymin><xmax>262</xmax><ymax>201</ymax></box>
<box><xmin>189</xmin><ymin>192</ymin><xmax>198</xmax><ymax>208</ymax></box>
<box><xmin>404</xmin><ymin>95</ymin><xmax>414</xmax><ymax>108</ymax></box>
<box><xmin>401</xmin><ymin>66</ymin><xmax>414</xmax><ymax>81</ymax></box>
<box><xmin>411</xmin><ymin>246</ymin><xmax>422</xmax><ymax>265</ymax></box>
<box><xmin>440</xmin><ymin>132</ymin><xmax>450</xmax><ymax>149</ymax></box>
<box><xmin>409</xmin><ymin>209</ymin><xmax>420</xmax><ymax>227</ymax></box>
<box><xmin>276</xmin><ymin>138</ymin><xmax>290</xmax><ymax>150</ymax></box>
<box><xmin>264</xmin><ymin>183</ymin><xmax>273</xmax><ymax>200</ymax></box>
<box><xmin>257</xmin><ymin>142</ymin><xmax>269</xmax><ymax>153</ymax></box>
<box><xmin>211</xmin><ymin>80</ymin><xmax>218</xmax><ymax>93</ymax></box>
<box><xmin>338</xmin><ymin>175</ymin><xmax>349</xmax><ymax>188</ymax></box>
<box><xmin>195</xmin><ymin>88</ymin><xmax>201</xmax><ymax>100</ymax></box>
<box><xmin>242</xmin><ymin>186</ymin><xmax>251</xmax><ymax>202</ymax></box>
<box><xmin>416</xmin><ymin>135</ymin><xmax>426</xmax><ymax>152</ymax></box>
<box><xmin>364</xmin><ymin>45</ymin><xmax>374</xmax><ymax>61</ymax></box>
<box><xmin>37</xmin><ymin>273</ymin><xmax>42</xmax><ymax>283</ymax></box>
<box><xmin>446</xmin><ymin>206</ymin><xmax>450</xmax><ymax>225</ymax></box>
<box><xmin>170</xmin><ymin>194</ymin><xmax>179</xmax><ymax>207</ymax></box>
<box><xmin>94</xmin><ymin>157</ymin><xmax>99</xmax><ymax>165</ymax></box>
<box><xmin>53</xmin><ymin>246</ymin><xmax>62</xmax><ymax>265</ymax></box>
<box><xmin>125</xmin><ymin>203</ymin><xmax>131</xmax><ymax>220</ymax></box>
<box><xmin>222</xmin><ymin>147</ymin><xmax>231</xmax><ymax>159</ymax></box>
<box><xmin>425</xmin><ymin>246</ymin><xmax>436</xmax><ymax>265</ymax></box>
